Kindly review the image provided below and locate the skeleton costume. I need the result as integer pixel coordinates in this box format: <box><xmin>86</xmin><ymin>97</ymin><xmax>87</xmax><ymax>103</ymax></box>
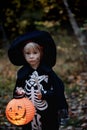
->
<box><xmin>8</xmin><ymin>30</ymin><xmax>68</xmax><ymax>130</ymax></box>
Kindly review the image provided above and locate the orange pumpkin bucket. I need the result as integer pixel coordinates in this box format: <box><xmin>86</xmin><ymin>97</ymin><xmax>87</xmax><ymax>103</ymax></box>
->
<box><xmin>5</xmin><ymin>97</ymin><xmax>35</xmax><ymax>126</ymax></box>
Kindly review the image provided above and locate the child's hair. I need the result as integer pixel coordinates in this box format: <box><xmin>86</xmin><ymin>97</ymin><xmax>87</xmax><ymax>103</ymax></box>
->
<box><xmin>23</xmin><ymin>42</ymin><xmax>43</xmax><ymax>59</ymax></box>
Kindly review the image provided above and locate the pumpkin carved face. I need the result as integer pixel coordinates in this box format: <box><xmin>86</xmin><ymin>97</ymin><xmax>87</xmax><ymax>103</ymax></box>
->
<box><xmin>5</xmin><ymin>97</ymin><xmax>35</xmax><ymax>125</ymax></box>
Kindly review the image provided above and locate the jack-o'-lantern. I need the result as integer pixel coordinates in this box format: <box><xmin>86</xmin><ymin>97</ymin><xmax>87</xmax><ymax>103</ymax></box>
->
<box><xmin>5</xmin><ymin>97</ymin><xmax>35</xmax><ymax>126</ymax></box>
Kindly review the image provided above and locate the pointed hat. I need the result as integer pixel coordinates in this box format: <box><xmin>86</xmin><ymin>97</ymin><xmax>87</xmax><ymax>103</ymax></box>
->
<box><xmin>8</xmin><ymin>30</ymin><xmax>56</xmax><ymax>67</ymax></box>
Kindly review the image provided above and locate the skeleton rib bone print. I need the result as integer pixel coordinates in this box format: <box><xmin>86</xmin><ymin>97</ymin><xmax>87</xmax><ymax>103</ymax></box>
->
<box><xmin>25</xmin><ymin>71</ymin><xmax>48</xmax><ymax>111</ymax></box>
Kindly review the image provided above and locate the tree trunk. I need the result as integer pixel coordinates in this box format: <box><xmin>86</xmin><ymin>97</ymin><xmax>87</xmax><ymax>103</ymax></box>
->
<box><xmin>63</xmin><ymin>0</ymin><xmax>87</xmax><ymax>56</ymax></box>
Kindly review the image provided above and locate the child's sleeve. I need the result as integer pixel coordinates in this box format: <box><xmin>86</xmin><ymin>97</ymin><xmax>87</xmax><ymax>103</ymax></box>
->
<box><xmin>51</xmin><ymin>71</ymin><xmax>69</xmax><ymax>124</ymax></box>
<box><xmin>51</xmin><ymin>70</ymin><xmax>68</xmax><ymax>110</ymax></box>
<box><xmin>41</xmin><ymin>69</ymin><xmax>68</xmax><ymax>111</ymax></box>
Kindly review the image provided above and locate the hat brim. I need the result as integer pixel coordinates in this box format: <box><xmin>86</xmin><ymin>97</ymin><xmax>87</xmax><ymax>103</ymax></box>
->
<box><xmin>8</xmin><ymin>30</ymin><xmax>56</xmax><ymax>67</ymax></box>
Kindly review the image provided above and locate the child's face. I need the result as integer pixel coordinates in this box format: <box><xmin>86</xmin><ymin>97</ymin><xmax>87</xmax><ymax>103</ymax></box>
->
<box><xmin>23</xmin><ymin>42</ymin><xmax>41</xmax><ymax>69</ymax></box>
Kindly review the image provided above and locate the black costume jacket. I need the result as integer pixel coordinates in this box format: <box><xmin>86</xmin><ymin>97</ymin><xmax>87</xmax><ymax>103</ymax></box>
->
<box><xmin>13</xmin><ymin>63</ymin><xmax>68</xmax><ymax>130</ymax></box>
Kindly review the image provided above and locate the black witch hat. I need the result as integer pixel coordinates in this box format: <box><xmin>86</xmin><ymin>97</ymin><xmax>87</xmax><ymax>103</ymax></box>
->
<box><xmin>8</xmin><ymin>30</ymin><xmax>57</xmax><ymax>67</ymax></box>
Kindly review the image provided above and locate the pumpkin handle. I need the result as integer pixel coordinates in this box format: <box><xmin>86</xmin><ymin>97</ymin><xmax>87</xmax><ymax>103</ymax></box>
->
<box><xmin>13</xmin><ymin>94</ymin><xmax>26</xmax><ymax>99</ymax></box>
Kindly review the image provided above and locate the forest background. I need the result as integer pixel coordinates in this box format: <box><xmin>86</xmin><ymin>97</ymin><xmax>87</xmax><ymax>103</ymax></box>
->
<box><xmin>0</xmin><ymin>0</ymin><xmax>87</xmax><ymax>130</ymax></box>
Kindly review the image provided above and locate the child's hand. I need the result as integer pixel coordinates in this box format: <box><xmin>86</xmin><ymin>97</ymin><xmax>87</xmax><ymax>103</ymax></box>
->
<box><xmin>37</xmin><ymin>92</ymin><xmax>42</xmax><ymax>99</ymax></box>
<box><xmin>16</xmin><ymin>87</ymin><xmax>25</xmax><ymax>96</ymax></box>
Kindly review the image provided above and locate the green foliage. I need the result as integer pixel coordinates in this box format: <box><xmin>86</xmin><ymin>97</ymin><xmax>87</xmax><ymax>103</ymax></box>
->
<box><xmin>0</xmin><ymin>0</ymin><xmax>87</xmax><ymax>45</ymax></box>
<box><xmin>66</xmin><ymin>117</ymin><xmax>82</xmax><ymax>127</ymax></box>
<box><xmin>0</xmin><ymin>76</ymin><xmax>14</xmax><ymax>126</ymax></box>
<box><xmin>0</xmin><ymin>0</ymin><xmax>67</xmax><ymax>41</ymax></box>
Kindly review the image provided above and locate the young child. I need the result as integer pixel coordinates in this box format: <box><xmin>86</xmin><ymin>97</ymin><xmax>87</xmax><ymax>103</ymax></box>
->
<box><xmin>8</xmin><ymin>30</ymin><xmax>68</xmax><ymax>130</ymax></box>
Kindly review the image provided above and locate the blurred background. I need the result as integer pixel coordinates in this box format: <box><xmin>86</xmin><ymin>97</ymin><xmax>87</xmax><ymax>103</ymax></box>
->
<box><xmin>0</xmin><ymin>0</ymin><xmax>87</xmax><ymax>130</ymax></box>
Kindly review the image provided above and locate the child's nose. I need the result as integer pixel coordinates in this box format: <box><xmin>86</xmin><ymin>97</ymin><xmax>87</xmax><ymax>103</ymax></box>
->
<box><xmin>30</xmin><ymin>54</ymin><xmax>34</xmax><ymax>58</ymax></box>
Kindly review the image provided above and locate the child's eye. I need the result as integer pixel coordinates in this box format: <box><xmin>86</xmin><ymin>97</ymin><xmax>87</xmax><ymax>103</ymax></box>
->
<box><xmin>34</xmin><ymin>51</ymin><xmax>38</xmax><ymax>54</ymax></box>
<box><xmin>25</xmin><ymin>52</ymin><xmax>30</xmax><ymax>55</ymax></box>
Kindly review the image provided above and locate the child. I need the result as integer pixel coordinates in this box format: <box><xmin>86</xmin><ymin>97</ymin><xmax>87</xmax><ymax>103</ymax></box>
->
<box><xmin>8</xmin><ymin>30</ymin><xmax>68</xmax><ymax>130</ymax></box>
